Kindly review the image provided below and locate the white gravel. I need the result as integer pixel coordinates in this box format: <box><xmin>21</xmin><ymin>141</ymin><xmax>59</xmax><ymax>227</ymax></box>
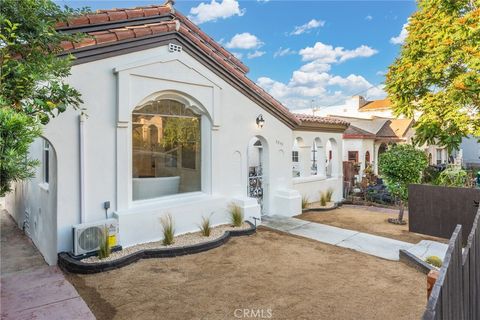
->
<box><xmin>81</xmin><ymin>222</ymin><xmax>251</xmax><ymax>264</ymax></box>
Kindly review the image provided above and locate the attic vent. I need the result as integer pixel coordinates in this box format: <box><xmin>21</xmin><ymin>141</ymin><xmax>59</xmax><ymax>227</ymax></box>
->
<box><xmin>168</xmin><ymin>43</ymin><xmax>182</xmax><ymax>53</ymax></box>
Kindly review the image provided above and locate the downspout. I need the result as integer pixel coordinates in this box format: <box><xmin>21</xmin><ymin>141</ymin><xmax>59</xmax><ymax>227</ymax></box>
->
<box><xmin>79</xmin><ymin>114</ymin><xmax>86</xmax><ymax>223</ymax></box>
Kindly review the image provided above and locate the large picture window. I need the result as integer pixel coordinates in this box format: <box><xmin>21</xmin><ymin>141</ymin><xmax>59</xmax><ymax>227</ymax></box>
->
<box><xmin>132</xmin><ymin>99</ymin><xmax>201</xmax><ymax>200</ymax></box>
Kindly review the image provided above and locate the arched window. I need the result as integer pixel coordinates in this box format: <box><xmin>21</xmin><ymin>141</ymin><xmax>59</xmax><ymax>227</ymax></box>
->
<box><xmin>132</xmin><ymin>99</ymin><xmax>201</xmax><ymax>200</ymax></box>
<box><xmin>365</xmin><ymin>151</ymin><xmax>370</xmax><ymax>164</ymax></box>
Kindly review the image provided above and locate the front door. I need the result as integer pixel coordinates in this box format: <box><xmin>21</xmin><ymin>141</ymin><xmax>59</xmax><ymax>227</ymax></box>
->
<box><xmin>248</xmin><ymin>138</ymin><xmax>266</xmax><ymax>215</ymax></box>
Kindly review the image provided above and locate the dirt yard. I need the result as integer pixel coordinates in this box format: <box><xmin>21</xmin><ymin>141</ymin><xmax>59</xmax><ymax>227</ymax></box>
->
<box><xmin>297</xmin><ymin>205</ymin><xmax>447</xmax><ymax>244</ymax></box>
<box><xmin>67</xmin><ymin>228</ymin><xmax>427</xmax><ymax>320</ymax></box>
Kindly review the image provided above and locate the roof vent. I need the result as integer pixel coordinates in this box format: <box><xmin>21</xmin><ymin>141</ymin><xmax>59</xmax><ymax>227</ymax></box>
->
<box><xmin>168</xmin><ymin>43</ymin><xmax>182</xmax><ymax>53</ymax></box>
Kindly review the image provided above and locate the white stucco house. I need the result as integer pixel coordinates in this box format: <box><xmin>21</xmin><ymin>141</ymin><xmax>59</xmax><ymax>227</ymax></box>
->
<box><xmin>5</xmin><ymin>4</ymin><xmax>349</xmax><ymax>265</ymax></box>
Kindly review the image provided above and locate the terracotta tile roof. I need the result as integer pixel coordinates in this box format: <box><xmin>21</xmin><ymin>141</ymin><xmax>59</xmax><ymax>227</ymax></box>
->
<box><xmin>343</xmin><ymin>125</ymin><xmax>376</xmax><ymax>139</ymax></box>
<box><xmin>359</xmin><ymin>98</ymin><xmax>392</xmax><ymax>112</ymax></box>
<box><xmin>376</xmin><ymin>119</ymin><xmax>413</xmax><ymax>138</ymax></box>
<box><xmin>56</xmin><ymin>4</ymin><xmax>359</xmax><ymax>129</ymax></box>
<box><xmin>293</xmin><ymin>113</ymin><xmax>350</xmax><ymax>126</ymax></box>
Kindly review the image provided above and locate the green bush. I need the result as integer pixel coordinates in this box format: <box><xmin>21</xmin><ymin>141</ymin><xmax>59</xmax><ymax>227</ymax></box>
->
<box><xmin>160</xmin><ymin>214</ymin><xmax>175</xmax><ymax>245</ymax></box>
<box><xmin>228</xmin><ymin>202</ymin><xmax>243</xmax><ymax>227</ymax></box>
<box><xmin>301</xmin><ymin>195</ymin><xmax>309</xmax><ymax>210</ymax></box>
<box><xmin>435</xmin><ymin>166</ymin><xmax>468</xmax><ymax>187</ymax></box>
<box><xmin>425</xmin><ymin>256</ymin><xmax>443</xmax><ymax>268</ymax></box>
<box><xmin>98</xmin><ymin>227</ymin><xmax>110</xmax><ymax>260</ymax></box>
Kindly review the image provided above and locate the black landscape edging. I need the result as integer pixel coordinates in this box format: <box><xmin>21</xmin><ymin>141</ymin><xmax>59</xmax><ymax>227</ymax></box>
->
<box><xmin>399</xmin><ymin>249</ymin><xmax>435</xmax><ymax>274</ymax></box>
<box><xmin>58</xmin><ymin>221</ymin><xmax>256</xmax><ymax>274</ymax></box>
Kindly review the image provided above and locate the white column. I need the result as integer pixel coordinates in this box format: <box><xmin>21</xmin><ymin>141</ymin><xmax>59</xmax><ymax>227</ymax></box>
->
<box><xmin>299</xmin><ymin>145</ymin><xmax>312</xmax><ymax>177</ymax></box>
<box><xmin>317</xmin><ymin>145</ymin><xmax>326</xmax><ymax>177</ymax></box>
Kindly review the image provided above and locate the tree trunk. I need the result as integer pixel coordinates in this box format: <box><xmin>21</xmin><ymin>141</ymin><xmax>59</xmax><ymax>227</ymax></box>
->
<box><xmin>398</xmin><ymin>200</ymin><xmax>405</xmax><ymax>222</ymax></box>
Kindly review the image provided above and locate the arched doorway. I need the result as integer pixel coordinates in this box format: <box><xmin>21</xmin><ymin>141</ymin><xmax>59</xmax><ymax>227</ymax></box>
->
<box><xmin>247</xmin><ymin>136</ymin><xmax>269</xmax><ymax>215</ymax></box>
<box><xmin>325</xmin><ymin>138</ymin><xmax>338</xmax><ymax>177</ymax></box>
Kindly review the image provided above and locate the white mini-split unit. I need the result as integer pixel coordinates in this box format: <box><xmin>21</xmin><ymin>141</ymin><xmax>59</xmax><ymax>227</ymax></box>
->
<box><xmin>72</xmin><ymin>219</ymin><xmax>119</xmax><ymax>256</ymax></box>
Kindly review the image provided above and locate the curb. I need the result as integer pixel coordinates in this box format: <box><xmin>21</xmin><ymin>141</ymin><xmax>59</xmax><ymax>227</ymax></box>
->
<box><xmin>58</xmin><ymin>222</ymin><xmax>256</xmax><ymax>274</ymax></box>
<box><xmin>399</xmin><ymin>249</ymin><xmax>435</xmax><ymax>274</ymax></box>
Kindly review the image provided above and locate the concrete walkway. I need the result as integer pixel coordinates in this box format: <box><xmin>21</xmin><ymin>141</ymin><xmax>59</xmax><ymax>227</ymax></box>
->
<box><xmin>262</xmin><ymin>215</ymin><xmax>448</xmax><ymax>261</ymax></box>
<box><xmin>0</xmin><ymin>210</ymin><xmax>95</xmax><ymax>320</ymax></box>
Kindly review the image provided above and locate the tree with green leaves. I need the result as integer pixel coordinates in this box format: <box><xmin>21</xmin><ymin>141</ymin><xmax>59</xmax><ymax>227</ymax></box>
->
<box><xmin>0</xmin><ymin>108</ymin><xmax>41</xmax><ymax>196</ymax></box>
<box><xmin>379</xmin><ymin>144</ymin><xmax>428</xmax><ymax>224</ymax></box>
<box><xmin>385</xmin><ymin>0</ymin><xmax>480</xmax><ymax>153</ymax></box>
<box><xmin>0</xmin><ymin>0</ymin><xmax>86</xmax><ymax>196</ymax></box>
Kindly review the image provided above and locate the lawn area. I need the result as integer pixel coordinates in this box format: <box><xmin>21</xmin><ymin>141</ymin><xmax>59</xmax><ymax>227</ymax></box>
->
<box><xmin>297</xmin><ymin>205</ymin><xmax>447</xmax><ymax>244</ymax></box>
<box><xmin>67</xmin><ymin>228</ymin><xmax>426</xmax><ymax>320</ymax></box>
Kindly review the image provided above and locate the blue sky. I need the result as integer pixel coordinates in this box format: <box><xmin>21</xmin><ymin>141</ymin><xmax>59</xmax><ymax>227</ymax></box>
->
<box><xmin>54</xmin><ymin>0</ymin><xmax>416</xmax><ymax>109</ymax></box>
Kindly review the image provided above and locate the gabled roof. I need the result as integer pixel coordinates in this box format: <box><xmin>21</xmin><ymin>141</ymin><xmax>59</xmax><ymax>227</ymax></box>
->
<box><xmin>358</xmin><ymin>98</ymin><xmax>391</xmax><ymax>112</ymax></box>
<box><xmin>376</xmin><ymin>119</ymin><xmax>413</xmax><ymax>139</ymax></box>
<box><xmin>343</xmin><ymin>125</ymin><xmax>376</xmax><ymax>139</ymax></box>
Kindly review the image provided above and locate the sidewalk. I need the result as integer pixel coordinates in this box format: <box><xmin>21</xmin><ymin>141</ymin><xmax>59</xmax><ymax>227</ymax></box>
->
<box><xmin>0</xmin><ymin>210</ymin><xmax>95</xmax><ymax>320</ymax></box>
<box><xmin>262</xmin><ymin>215</ymin><xmax>448</xmax><ymax>261</ymax></box>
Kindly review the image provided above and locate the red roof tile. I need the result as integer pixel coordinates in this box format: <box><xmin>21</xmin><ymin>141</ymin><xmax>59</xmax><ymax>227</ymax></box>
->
<box><xmin>293</xmin><ymin>113</ymin><xmax>350</xmax><ymax>126</ymax></box>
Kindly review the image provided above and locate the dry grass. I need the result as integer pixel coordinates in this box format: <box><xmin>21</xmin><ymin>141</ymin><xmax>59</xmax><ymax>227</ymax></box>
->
<box><xmin>68</xmin><ymin>228</ymin><xmax>427</xmax><ymax>320</ymax></box>
<box><xmin>297</xmin><ymin>205</ymin><xmax>447</xmax><ymax>244</ymax></box>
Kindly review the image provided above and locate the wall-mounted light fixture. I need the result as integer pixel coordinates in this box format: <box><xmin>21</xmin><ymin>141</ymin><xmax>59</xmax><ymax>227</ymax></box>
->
<box><xmin>256</xmin><ymin>114</ymin><xmax>265</xmax><ymax>128</ymax></box>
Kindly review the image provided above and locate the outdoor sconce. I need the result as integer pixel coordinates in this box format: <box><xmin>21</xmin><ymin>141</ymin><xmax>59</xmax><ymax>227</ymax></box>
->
<box><xmin>256</xmin><ymin>114</ymin><xmax>265</xmax><ymax>128</ymax></box>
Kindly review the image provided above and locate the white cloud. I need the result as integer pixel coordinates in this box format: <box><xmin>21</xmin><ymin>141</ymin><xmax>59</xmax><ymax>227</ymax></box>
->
<box><xmin>390</xmin><ymin>22</ymin><xmax>408</xmax><ymax>44</ymax></box>
<box><xmin>299</xmin><ymin>42</ymin><xmax>378</xmax><ymax>63</ymax></box>
<box><xmin>256</xmin><ymin>41</ymin><xmax>383</xmax><ymax>110</ymax></box>
<box><xmin>376</xmin><ymin>70</ymin><xmax>387</xmax><ymax>76</ymax></box>
<box><xmin>273</xmin><ymin>47</ymin><xmax>296</xmax><ymax>58</ymax></box>
<box><xmin>365</xmin><ymin>15</ymin><xmax>373</xmax><ymax>21</ymax></box>
<box><xmin>188</xmin><ymin>0</ymin><xmax>245</xmax><ymax>24</ymax></box>
<box><xmin>226</xmin><ymin>32</ymin><xmax>264</xmax><ymax>50</ymax></box>
<box><xmin>247</xmin><ymin>50</ymin><xmax>266</xmax><ymax>59</ymax></box>
<box><xmin>290</xmin><ymin>19</ymin><xmax>325</xmax><ymax>36</ymax></box>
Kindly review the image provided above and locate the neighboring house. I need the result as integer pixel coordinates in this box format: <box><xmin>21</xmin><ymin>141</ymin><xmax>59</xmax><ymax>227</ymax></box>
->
<box><xmin>4</xmin><ymin>4</ymin><xmax>348</xmax><ymax>265</ymax></box>
<box><xmin>452</xmin><ymin>136</ymin><xmax>480</xmax><ymax>169</ymax></box>
<box><xmin>295</xmin><ymin>95</ymin><xmax>449</xmax><ymax>179</ymax></box>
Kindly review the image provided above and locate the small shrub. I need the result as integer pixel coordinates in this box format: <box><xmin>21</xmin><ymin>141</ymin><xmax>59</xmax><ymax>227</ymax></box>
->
<box><xmin>301</xmin><ymin>195</ymin><xmax>309</xmax><ymax>210</ymax></box>
<box><xmin>319</xmin><ymin>192</ymin><xmax>327</xmax><ymax>206</ymax></box>
<box><xmin>228</xmin><ymin>202</ymin><xmax>243</xmax><ymax>227</ymax></box>
<box><xmin>199</xmin><ymin>214</ymin><xmax>212</xmax><ymax>237</ymax></box>
<box><xmin>325</xmin><ymin>188</ymin><xmax>334</xmax><ymax>202</ymax></box>
<box><xmin>98</xmin><ymin>227</ymin><xmax>111</xmax><ymax>260</ymax></box>
<box><xmin>425</xmin><ymin>256</ymin><xmax>443</xmax><ymax>268</ymax></box>
<box><xmin>435</xmin><ymin>166</ymin><xmax>468</xmax><ymax>187</ymax></box>
<box><xmin>160</xmin><ymin>214</ymin><xmax>175</xmax><ymax>245</ymax></box>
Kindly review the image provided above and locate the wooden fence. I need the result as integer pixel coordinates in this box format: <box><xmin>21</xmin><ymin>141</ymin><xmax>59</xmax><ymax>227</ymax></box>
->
<box><xmin>423</xmin><ymin>207</ymin><xmax>480</xmax><ymax>320</ymax></box>
<box><xmin>408</xmin><ymin>184</ymin><xmax>480</xmax><ymax>241</ymax></box>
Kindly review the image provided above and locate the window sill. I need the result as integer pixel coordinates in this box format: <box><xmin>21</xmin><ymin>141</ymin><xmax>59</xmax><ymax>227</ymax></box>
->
<box><xmin>120</xmin><ymin>192</ymin><xmax>221</xmax><ymax>215</ymax></box>
<box><xmin>38</xmin><ymin>183</ymin><xmax>49</xmax><ymax>192</ymax></box>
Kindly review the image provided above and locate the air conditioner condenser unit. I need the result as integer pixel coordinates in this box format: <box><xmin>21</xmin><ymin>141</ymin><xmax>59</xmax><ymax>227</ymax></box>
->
<box><xmin>72</xmin><ymin>218</ymin><xmax>119</xmax><ymax>256</ymax></box>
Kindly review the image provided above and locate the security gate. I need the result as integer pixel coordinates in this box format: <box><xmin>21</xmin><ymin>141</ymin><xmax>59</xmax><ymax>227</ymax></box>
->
<box><xmin>248</xmin><ymin>165</ymin><xmax>264</xmax><ymax>214</ymax></box>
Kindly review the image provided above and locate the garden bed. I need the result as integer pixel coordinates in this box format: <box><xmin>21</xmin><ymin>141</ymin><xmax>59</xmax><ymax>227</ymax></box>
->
<box><xmin>59</xmin><ymin>222</ymin><xmax>255</xmax><ymax>274</ymax></box>
<box><xmin>304</xmin><ymin>201</ymin><xmax>338</xmax><ymax>211</ymax></box>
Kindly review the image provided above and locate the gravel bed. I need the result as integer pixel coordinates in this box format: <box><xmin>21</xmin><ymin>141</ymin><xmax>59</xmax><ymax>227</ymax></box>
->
<box><xmin>82</xmin><ymin>222</ymin><xmax>251</xmax><ymax>264</ymax></box>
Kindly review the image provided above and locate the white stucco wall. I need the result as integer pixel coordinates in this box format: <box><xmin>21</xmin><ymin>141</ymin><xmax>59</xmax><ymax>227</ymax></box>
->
<box><xmin>5</xmin><ymin>138</ymin><xmax>57</xmax><ymax>265</ymax></box>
